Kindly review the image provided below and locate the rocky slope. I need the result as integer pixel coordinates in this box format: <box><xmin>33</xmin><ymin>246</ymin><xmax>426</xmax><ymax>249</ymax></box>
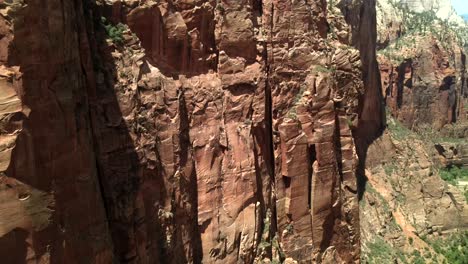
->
<box><xmin>361</xmin><ymin>114</ymin><xmax>468</xmax><ymax>264</ymax></box>
<box><xmin>0</xmin><ymin>0</ymin><xmax>384</xmax><ymax>263</ymax></box>
<box><xmin>359</xmin><ymin>1</ymin><xmax>468</xmax><ymax>263</ymax></box>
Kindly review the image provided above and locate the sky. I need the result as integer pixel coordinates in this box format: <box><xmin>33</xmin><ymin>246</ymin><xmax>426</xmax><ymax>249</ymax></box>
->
<box><xmin>452</xmin><ymin>0</ymin><xmax>468</xmax><ymax>15</ymax></box>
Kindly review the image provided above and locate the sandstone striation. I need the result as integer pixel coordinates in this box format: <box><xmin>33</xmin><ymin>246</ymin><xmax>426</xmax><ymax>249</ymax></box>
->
<box><xmin>0</xmin><ymin>0</ymin><xmax>385</xmax><ymax>263</ymax></box>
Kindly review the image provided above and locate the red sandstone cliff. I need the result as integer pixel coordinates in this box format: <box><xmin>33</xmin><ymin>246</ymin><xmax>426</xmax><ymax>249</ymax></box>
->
<box><xmin>0</xmin><ymin>0</ymin><xmax>384</xmax><ymax>263</ymax></box>
<box><xmin>376</xmin><ymin>1</ymin><xmax>468</xmax><ymax>130</ymax></box>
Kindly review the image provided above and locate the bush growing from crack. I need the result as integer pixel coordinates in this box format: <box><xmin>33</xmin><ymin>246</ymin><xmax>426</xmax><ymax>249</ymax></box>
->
<box><xmin>287</xmin><ymin>107</ymin><xmax>297</xmax><ymax>120</ymax></box>
<box><xmin>101</xmin><ymin>16</ymin><xmax>126</xmax><ymax>44</ymax></box>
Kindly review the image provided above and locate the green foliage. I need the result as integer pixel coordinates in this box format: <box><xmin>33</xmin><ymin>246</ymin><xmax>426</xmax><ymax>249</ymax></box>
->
<box><xmin>258</xmin><ymin>241</ymin><xmax>271</xmax><ymax>250</ymax></box>
<box><xmin>287</xmin><ymin>107</ymin><xmax>297</xmax><ymax>120</ymax></box>
<box><xmin>411</xmin><ymin>250</ymin><xmax>426</xmax><ymax>264</ymax></box>
<box><xmin>464</xmin><ymin>188</ymin><xmax>468</xmax><ymax>203</ymax></box>
<box><xmin>365</xmin><ymin>230</ymin><xmax>468</xmax><ymax>264</ymax></box>
<box><xmin>435</xmin><ymin>136</ymin><xmax>467</xmax><ymax>144</ymax></box>
<box><xmin>314</xmin><ymin>65</ymin><xmax>333</xmax><ymax>73</ymax></box>
<box><xmin>215</xmin><ymin>0</ymin><xmax>225</xmax><ymax>12</ymax></box>
<box><xmin>365</xmin><ymin>237</ymin><xmax>408</xmax><ymax>264</ymax></box>
<box><xmin>286</xmin><ymin>86</ymin><xmax>306</xmax><ymax>120</ymax></box>
<box><xmin>367</xmin><ymin>237</ymin><xmax>394</xmax><ymax>263</ymax></box>
<box><xmin>271</xmin><ymin>235</ymin><xmax>285</xmax><ymax>261</ymax></box>
<box><xmin>293</xmin><ymin>86</ymin><xmax>306</xmax><ymax>106</ymax></box>
<box><xmin>380</xmin><ymin>1</ymin><xmax>468</xmax><ymax>61</ymax></box>
<box><xmin>439</xmin><ymin>166</ymin><xmax>468</xmax><ymax>185</ymax></box>
<box><xmin>387</xmin><ymin>117</ymin><xmax>411</xmax><ymax>140</ymax></box>
<box><xmin>346</xmin><ymin>117</ymin><xmax>353</xmax><ymax>128</ymax></box>
<box><xmin>101</xmin><ymin>16</ymin><xmax>126</xmax><ymax>44</ymax></box>
<box><xmin>383</xmin><ymin>163</ymin><xmax>397</xmax><ymax>175</ymax></box>
<box><xmin>429</xmin><ymin>231</ymin><xmax>468</xmax><ymax>264</ymax></box>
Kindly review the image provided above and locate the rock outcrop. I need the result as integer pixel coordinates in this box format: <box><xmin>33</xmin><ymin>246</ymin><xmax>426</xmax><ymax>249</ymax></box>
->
<box><xmin>0</xmin><ymin>1</ymin><xmax>113</xmax><ymax>263</ymax></box>
<box><xmin>358</xmin><ymin>2</ymin><xmax>468</xmax><ymax>261</ymax></box>
<box><xmin>0</xmin><ymin>0</ymin><xmax>384</xmax><ymax>263</ymax></box>
<box><xmin>378</xmin><ymin>36</ymin><xmax>467</xmax><ymax>129</ymax></box>
<box><xmin>376</xmin><ymin>0</ymin><xmax>468</xmax><ymax>130</ymax></box>
<box><xmin>360</xmin><ymin>115</ymin><xmax>468</xmax><ymax>263</ymax></box>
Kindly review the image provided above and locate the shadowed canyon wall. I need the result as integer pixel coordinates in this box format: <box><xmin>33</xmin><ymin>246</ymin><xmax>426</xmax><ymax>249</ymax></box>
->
<box><xmin>0</xmin><ymin>0</ymin><xmax>384</xmax><ymax>263</ymax></box>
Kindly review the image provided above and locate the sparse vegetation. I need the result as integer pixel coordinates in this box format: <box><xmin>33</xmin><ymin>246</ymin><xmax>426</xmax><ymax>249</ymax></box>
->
<box><xmin>464</xmin><ymin>188</ymin><xmax>468</xmax><ymax>203</ymax></box>
<box><xmin>387</xmin><ymin>116</ymin><xmax>411</xmax><ymax>140</ymax></box>
<box><xmin>215</xmin><ymin>0</ymin><xmax>225</xmax><ymax>15</ymax></box>
<box><xmin>410</xmin><ymin>250</ymin><xmax>425</xmax><ymax>264</ymax></box>
<box><xmin>287</xmin><ymin>107</ymin><xmax>297</xmax><ymax>120</ymax></box>
<box><xmin>286</xmin><ymin>86</ymin><xmax>306</xmax><ymax>120</ymax></box>
<box><xmin>314</xmin><ymin>65</ymin><xmax>334</xmax><ymax>73</ymax></box>
<box><xmin>379</xmin><ymin>1</ymin><xmax>468</xmax><ymax>63</ymax></box>
<box><xmin>365</xmin><ymin>237</ymin><xmax>408</xmax><ymax>264</ymax></box>
<box><xmin>427</xmin><ymin>231</ymin><xmax>468</xmax><ymax>264</ymax></box>
<box><xmin>383</xmin><ymin>162</ymin><xmax>397</xmax><ymax>175</ymax></box>
<box><xmin>101</xmin><ymin>16</ymin><xmax>126</xmax><ymax>44</ymax></box>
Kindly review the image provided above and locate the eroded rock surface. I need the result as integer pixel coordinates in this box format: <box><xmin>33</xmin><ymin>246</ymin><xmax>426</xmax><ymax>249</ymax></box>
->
<box><xmin>0</xmin><ymin>0</ymin><xmax>384</xmax><ymax>263</ymax></box>
<box><xmin>376</xmin><ymin>0</ymin><xmax>468</xmax><ymax>130</ymax></box>
<box><xmin>361</xmin><ymin>120</ymin><xmax>468</xmax><ymax>263</ymax></box>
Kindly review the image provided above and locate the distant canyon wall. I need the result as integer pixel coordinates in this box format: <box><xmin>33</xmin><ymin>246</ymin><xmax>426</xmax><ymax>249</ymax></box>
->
<box><xmin>377</xmin><ymin>0</ymin><xmax>468</xmax><ymax>130</ymax></box>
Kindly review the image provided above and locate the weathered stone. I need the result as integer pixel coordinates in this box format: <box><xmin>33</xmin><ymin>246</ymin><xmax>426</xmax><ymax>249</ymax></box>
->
<box><xmin>0</xmin><ymin>0</ymin><xmax>385</xmax><ymax>263</ymax></box>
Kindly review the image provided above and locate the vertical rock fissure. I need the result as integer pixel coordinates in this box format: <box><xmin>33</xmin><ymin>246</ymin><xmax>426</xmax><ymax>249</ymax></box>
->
<box><xmin>462</xmin><ymin>53</ymin><xmax>467</xmax><ymax>98</ymax></box>
<box><xmin>78</xmin><ymin>7</ymin><xmax>113</xmax><ymax>230</ymax></box>
<box><xmin>263</xmin><ymin>0</ymin><xmax>279</xmax><ymax>248</ymax></box>
<box><xmin>179</xmin><ymin>87</ymin><xmax>203</xmax><ymax>263</ymax></box>
<box><xmin>334</xmin><ymin>112</ymin><xmax>344</xmax><ymax>182</ymax></box>
<box><xmin>308</xmin><ymin>145</ymin><xmax>316</xmax><ymax>211</ymax></box>
<box><xmin>396</xmin><ymin>60</ymin><xmax>410</xmax><ymax>109</ymax></box>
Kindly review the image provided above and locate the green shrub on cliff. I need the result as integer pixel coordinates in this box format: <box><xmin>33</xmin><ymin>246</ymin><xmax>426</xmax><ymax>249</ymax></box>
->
<box><xmin>439</xmin><ymin>166</ymin><xmax>468</xmax><ymax>185</ymax></box>
<box><xmin>464</xmin><ymin>188</ymin><xmax>468</xmax><ymax>203</ymax></box>
<box><xmin>101</xmin><ymin>16</ymin><xmax>126</xmax><ymax>44</ymax></box>
<box><xmin>365</xmin><ymin>237</ymin><xmax>408</xmax><ymax>264</ymax></box>
<box><xmin>429</xmin><ymin>231</ymin><xmax>468</xmax><ymax>264</ymax></box>
<box><xmin>381</xmin><ymin>1</ymin><xmax>468</xmax><ymax>55</ymax></box>
<box><xmin>387</xmin><ymin>116</ymin><xmax>411</xmax><ymax>140</ymax></box>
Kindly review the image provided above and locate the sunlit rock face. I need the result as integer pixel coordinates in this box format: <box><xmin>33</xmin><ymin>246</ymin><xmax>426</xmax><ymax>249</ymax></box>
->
<box><xmin>0</xmin><ymin>0</ymin><xmax>384</xmax><ymax>263</ymax></box>
<box><xmin>401</xmin><ymin>0</ymin><xmax>464</xmax><ymax>24</ymax></box>
<box><xmin>376</xmin><ymin>0</ymin><xmax>468</xmax><ymax>130</ymax></box>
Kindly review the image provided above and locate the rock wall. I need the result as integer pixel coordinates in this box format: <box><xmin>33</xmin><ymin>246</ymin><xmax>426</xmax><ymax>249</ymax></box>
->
<box><xmin>0</xmin><ymin>0</ymin><xmax>384</xmax><ymax>263</ymax></box>
<box><xmin>0</xmin><ymin>0</ymin><xmax>113</xmax><ymax>263</ymax></box>
<box><xmin>376</xmin><ymin>0</ymin><xmax>468</xmax><ymax>130</ymax></box>
<box><xmin>379</xmin><ymin>38</ymin><xmax>467</xmax><ymax>129</ymax></box>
